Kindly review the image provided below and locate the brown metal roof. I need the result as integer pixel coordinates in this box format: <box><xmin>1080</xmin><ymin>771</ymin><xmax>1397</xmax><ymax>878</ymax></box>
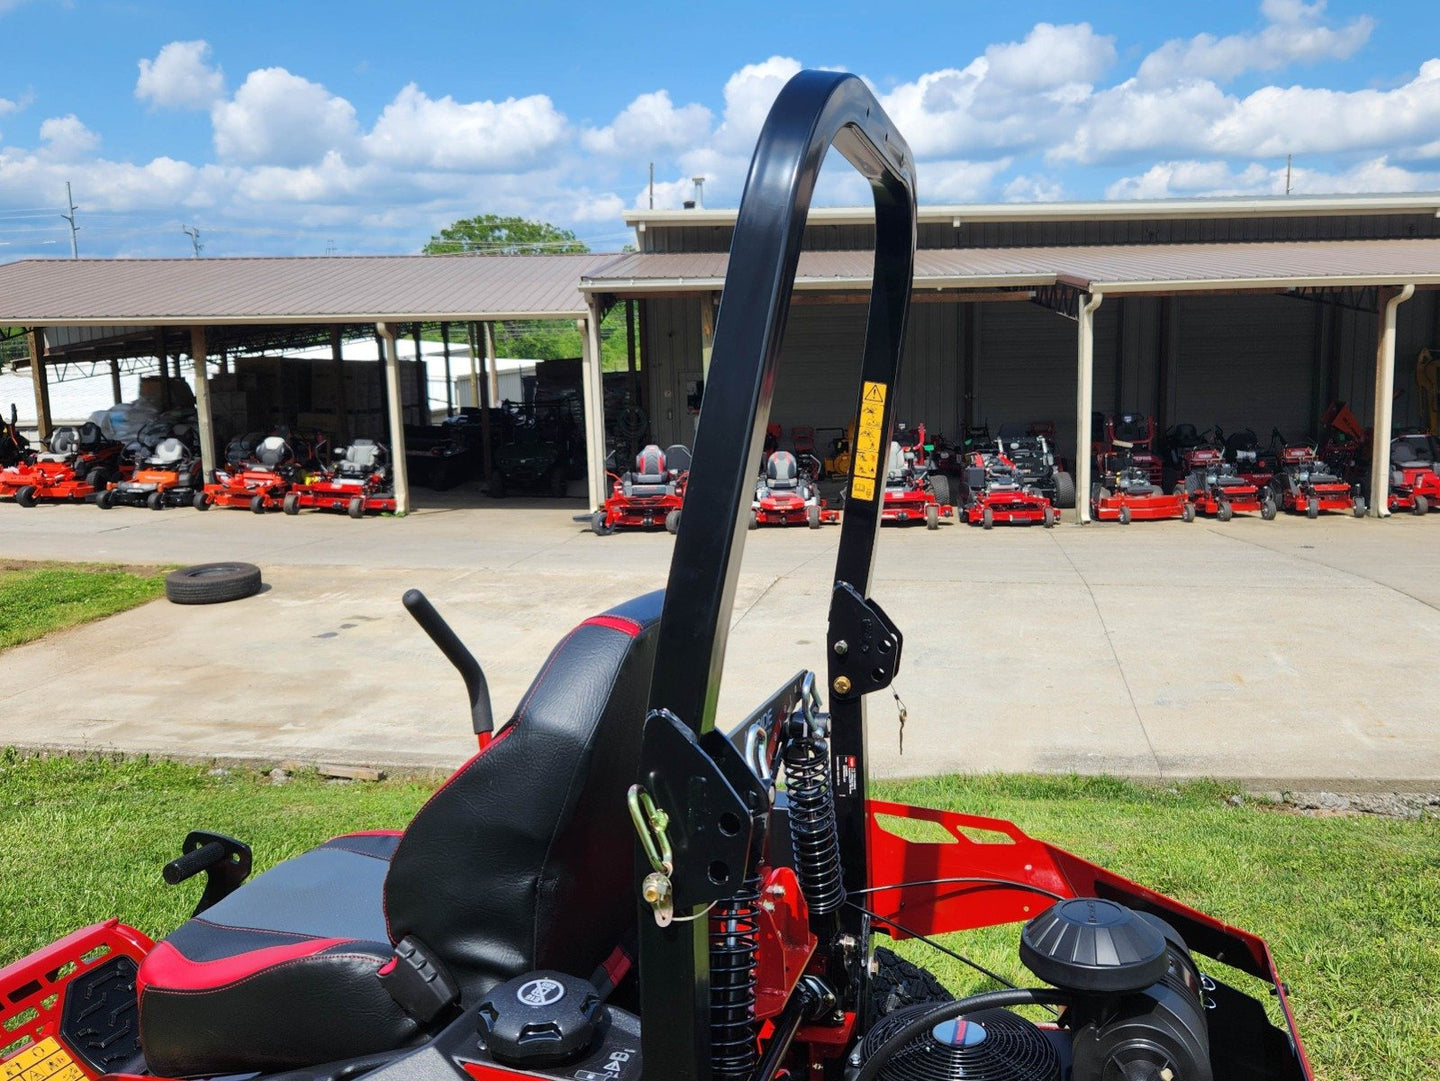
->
<box><xmin>583</xmin><ymin>237</ymin><xmax>1440</xmax><ymax>295</ymax></box>
<box><xmin>0</xmin><ymin>252</ymin><xmax>620</xmax><ymax>326</ymax></box>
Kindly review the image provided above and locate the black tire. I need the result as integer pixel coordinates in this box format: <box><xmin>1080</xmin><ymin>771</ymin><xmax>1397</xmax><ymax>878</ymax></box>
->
<box><xmin>1119</xmin><ymin>505</ymin><xmax>1131</xmax><ymax>525</ymax></box>
<box><xmin>925</xmin><ymin>503</ymin><xmax>939</xmax><ymax>530</ymax></box>
<box><xmin>1415</xmin><ymin>494</ymin><xmax>1430</xmax><ymax>516</ymax></box>
<box><xmin>348</xmin><ymin>496</ymin><xmax>365</xmax><ymax>519</ymax></box>
<box><xmin>250</xmin><ymin>494</ymin><xmax>266</xmax><ymax>514</ymax></box>
<box><xmin>1216</xmin><ymin>501</ymin><xmax>1232</xmax><ymax>523</ymax></box>
<box><xmin>807</xmin><ymin>505</ymin><xmax>821</xmax><ymax>529</ymax></box>
<box><xmin>15</xmin><ymin>485</ymin><xmax>36</xmax><ymax>508</ymax></box>
<box><xmin>1353</xmin><ymin>497</ymin><xmax>1366</xmax><ymax>519</ymax></box>
<box><xmin>1182</xmin><ymin>502</ymin><xmax>1195</xmax><ymax>523</ymax></box>
<box><xmin>1261</xmin><ymin>497</ymin><xmax>1277</xmax><ymax>521</ymax></box>
<box><xmin>283</xmin><ymin>492</ymin><xmax>300</xmax><ymax>515</ymax></box>
<box><xmin>590</xmin><ymin>510</ymin><xmax>612</xmax><ymax>536</ymax></box>
<box><xmin>665</xmin><ymin>509</ymin><xmax>681</xmax><ymax>534</ymax></box>
<box><xmin>982</xmin><ymin>507</ymin><xmax>993</xmax><ymax>530</ymax></box>
<box><xmin>489</xmin><ymin>472</ymin><xmax>507</xmax><ymax>499</ymax></box>
<box><xmin>869</xmin><ymin>946</ymin><xmax>953</xmax><ymax>1019</ymax></box>
<box><xmin>165</xmin><ymin>562</ymin><xmax>262</xmax><ymax>605</ymax></box>
<box><xmin>928</xmin><ymin>474</ymin><xmax>951</xmax><ymax>509</ymax></box>
<box><xmin>1307</xmin><ymin>496</ymin><xmax>1319</xmax><ymax>519</ymax></box>
<box><xmin>96</xmin><ymin>489</ymin><xmax>115</xmax><ymax>510</ymax></box>
<box><xmin>193</xmin><ymin>491</ymin><xmax>211</xmax><ymax>511</ymax></box>
<box><xmin>1053</xmin><ymin>470</ymin><xmax>1076</xmax><ymax>509</ymax></box>
<box><xmin>749</xmin><ymin>510</ymin><xmax>759</xmax><ymax>530</ymax></box>
<box><xmin>1043</xmin><ymin>505</ymin><xmax>1055</xmax><ymax>528</ymax></box>
<box><xmin>88</xmin><ymin>470</ymin><xmax>112</xmax><ymax>499</ymax></box>
<box><xmin>146</xmin><ymin>491</ymin><xmax>165</xmax><ymax>511</ymax></box>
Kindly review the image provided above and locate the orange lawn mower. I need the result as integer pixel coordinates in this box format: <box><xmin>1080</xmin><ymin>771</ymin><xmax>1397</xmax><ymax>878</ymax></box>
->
<box><xmin>1090</xmin><ymin>442</ymin><xmax>1191</xmax><ymax>524</ymax></box>
<box><xmin>285</xmin><ymin>438</ymin><xmax>398</xmax><ymax>518</ymax></box>
<box><xmin>750</xmin><ymin>449</ymin><xmax>837</xmax><ymax>528</ymax></box>
<box><xmin>98</xmin><ymin>426</ymin><xmax>204</xmax><ymax>510</ymax></box>
<box><xmin>195</xmin><ymin>433</ymin><xmax>300</xmax><ymax>513</ymax></box>
<box><xmin>0</xmin><ymin>422</ymin><xmax>128</xmax><ymax>506</ymax></box>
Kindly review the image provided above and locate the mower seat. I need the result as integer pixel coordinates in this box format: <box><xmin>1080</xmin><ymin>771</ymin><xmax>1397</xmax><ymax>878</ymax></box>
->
<box><xmin>150</xmin><ymin>438</ymin><xmax>187</xmax><ymax>466</ymax></box>
<box><xmin>253</xmin><ymin>435</ymin><xmax>292</xmax><ymax>468</ymax></box>
<box><xmin>338</xmin><ymin>439</ymin><xmax>385</xmax><ymax>478</ymax></box>
<box><xmin>137</xmin><ymin>592</ymin><xmax>664</xmax><ymax>1078</ymax></box>
<box><xmin>766</xmin><ymin>450</ymin><xmax>800</xmax><ymax>489</ymax></box>
<box><xmin>38</xmin><ymin>426</ymin><xmax>82</xmax><ymax>461</ymax></box>
<box><xmin>622</xmin><ymin>444</ymin><xmax>674</xmax><ymax>496</ymax></box>
<box><xmin>884</xmin><ymin>441</ymin><xmax>908</xmax><ymax>485</ymax></box>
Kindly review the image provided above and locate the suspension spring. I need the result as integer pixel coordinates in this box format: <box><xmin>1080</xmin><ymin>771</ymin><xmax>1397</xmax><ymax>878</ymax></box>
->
<box><xmin>710</xmin><ymin>877</ymin><xmax>760</xmax><ymax>1081</ymax></box>
<box><xmin>783</xmin><ymin>733</ymin><xmax>845</xmax><ymax>916</ymax></box>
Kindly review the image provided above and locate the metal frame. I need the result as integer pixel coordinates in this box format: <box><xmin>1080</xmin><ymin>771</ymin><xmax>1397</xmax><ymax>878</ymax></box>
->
<box><xmin>639</xmin><ymin>70</ymin><xmax>915</xmax><ymax>1081</ymax></box>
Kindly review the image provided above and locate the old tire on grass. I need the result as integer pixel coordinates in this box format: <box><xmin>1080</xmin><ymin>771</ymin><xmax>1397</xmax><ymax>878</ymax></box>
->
<box><xmin>165</xmin><ymin>562</ymin><xmax>262</xmax><ymax>605</ymax></box>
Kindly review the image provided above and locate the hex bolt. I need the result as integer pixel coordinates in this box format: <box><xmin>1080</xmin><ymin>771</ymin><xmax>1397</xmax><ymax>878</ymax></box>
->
<box><xmin>833</xmin><ymin>640</ymin><xmax>849</xmax><ymax>655</ymax></box>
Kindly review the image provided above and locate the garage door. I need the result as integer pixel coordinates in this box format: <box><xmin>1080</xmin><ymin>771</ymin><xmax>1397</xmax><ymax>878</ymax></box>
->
<box><xmin>771</xmin><ymin>304</ymin><xmax>868</xmax><ymax>440</ymax></box>
<box><xmin>976</xmin><ymin>301</ymin><xmax>1080</xmax><ymax>463</ymax></box>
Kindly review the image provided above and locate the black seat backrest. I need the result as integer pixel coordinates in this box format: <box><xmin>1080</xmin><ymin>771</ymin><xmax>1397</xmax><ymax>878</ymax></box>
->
<box><xmin>766</xmin><ymin>450</ymin><xmax>799</xmax><ymax>488</ymax></box>
<box><xmin>664</xmin><ymin>444</ymin><xmax>692</xmax><ymax>474</ymax></box>
<box><xmin>631</xmin><ymin>444</ymin><xmax>667</xmax><ymax>483</ymax></box>
<box><xmin>384</xmin><ymin>591</ymin><xmax>663</xmax><ymax>999</ymax></box>
<box><xmin>254</xmin><ymin>436</ymin><xmax>291</xmax><ymax>468</ymax></box>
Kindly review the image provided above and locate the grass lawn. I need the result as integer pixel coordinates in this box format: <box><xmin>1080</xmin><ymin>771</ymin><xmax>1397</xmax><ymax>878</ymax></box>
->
<box><xmin>0</xmin><ymin>562</ymin><xmax>166</xmax><ymax>650</ymax></box>
<box><xmin>0</xmin><ymin>757</ymin><xmax>1434</xmax><ymax>1080</ymax></box>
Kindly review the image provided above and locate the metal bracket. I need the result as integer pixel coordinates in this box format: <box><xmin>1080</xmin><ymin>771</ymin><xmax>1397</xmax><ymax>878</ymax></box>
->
<box><xmin>827</xmin><ymin>581</ymin><xmax>903</xmax><ymax>702</ymax></box>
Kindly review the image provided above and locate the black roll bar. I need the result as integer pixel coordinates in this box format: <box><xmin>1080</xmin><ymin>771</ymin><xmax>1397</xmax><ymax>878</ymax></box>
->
<box><xmin>640</xmin><ymin>70</ymin><xmax>916</xmax><ymax>1081</ymax></box>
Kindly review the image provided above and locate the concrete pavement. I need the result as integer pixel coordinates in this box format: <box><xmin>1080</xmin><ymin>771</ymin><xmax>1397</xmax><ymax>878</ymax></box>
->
<box><xmin>1</xmin><ymin>490</ymin><xmax>1438</xmax><ymax>785</ymax></box>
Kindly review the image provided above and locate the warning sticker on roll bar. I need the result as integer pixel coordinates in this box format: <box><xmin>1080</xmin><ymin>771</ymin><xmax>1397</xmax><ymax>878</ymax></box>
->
<box><xmin>850</xmin><ymin>381</ymin><xmax>888</xmax><ymax>502</ymax></box>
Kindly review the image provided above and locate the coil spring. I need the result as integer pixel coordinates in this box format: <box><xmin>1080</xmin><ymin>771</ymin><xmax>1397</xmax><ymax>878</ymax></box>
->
<box><xmin>710</xmin><ymin>877</ymin><xmax>760</xmax><ymax>1081</ymax></box>
<box><xmin>783</xmin><ymin>734</ymin><xmax>845</xmax><ymax>916</ymax></box>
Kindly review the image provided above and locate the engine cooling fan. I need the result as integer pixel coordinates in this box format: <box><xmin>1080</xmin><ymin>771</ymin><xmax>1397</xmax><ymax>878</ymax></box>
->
<box><xmin>859</xmin><ymin>1004</ymin><xmax>1061</xmax><ymax>1081</ymax></box>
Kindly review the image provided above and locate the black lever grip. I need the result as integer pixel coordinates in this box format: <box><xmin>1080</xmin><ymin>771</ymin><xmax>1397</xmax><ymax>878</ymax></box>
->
<box><xmin>163</xmin><ymin>840</ymin><xmax>227</xmax><ymax>885</ymax></box>
<box><xmin>403</xmin><ymin>588</ymin><xmax>494</xmax><ymax>736</ymax></box>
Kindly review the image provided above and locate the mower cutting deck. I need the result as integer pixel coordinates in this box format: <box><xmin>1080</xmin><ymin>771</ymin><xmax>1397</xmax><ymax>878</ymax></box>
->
<box><xmin>0</xmin><ymin>68</ymin><xmax>1312</xmax><ymax>1081</ymax></box>
<box><xmin>1091</xmin><ymin>444</ymin><xmax>1190</xmax><ymax>524</ymax></box>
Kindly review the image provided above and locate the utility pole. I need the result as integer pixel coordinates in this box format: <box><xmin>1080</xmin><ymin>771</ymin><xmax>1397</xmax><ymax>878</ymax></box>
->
<box><xmin>649</xmin><ymin>162</ymin><xmax>654</xmax><ymax>210</ymax></box>
<box><xmin>182</xmin><ymin>225</ymin><xmax>203</xmax><ymax>257</ymax></box>
<box><xmin>1285</xmin><ymin>155</ymin><xmax>1293</xmax><ymax>196</ymax></box>
<box><xmin>61</xmin><ymin>182</ymin><xmax>79</xmax><ymax>258</ymax></box>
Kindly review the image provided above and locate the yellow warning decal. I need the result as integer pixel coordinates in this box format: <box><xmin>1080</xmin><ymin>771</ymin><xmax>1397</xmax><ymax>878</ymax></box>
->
<box><xmin>850</xmin><ymin>381</ymin><xmax>888</xmax><ymax>502</ymax></box>
<box><xmin>2</xmin><ymin>1039</ymin><xmax>84</xmax><ymax>1081</ymax></box>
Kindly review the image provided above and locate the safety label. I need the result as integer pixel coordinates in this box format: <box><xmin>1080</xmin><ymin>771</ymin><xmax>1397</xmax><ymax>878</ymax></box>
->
<box><xmin>2</xmin><ymin>1040</ymin><xmax>83</xmax><ymax>1081</ymax></box>
<box><xmin>850</xmin><ymin>380</ymin><xmax>888</xmax><ymax>502</ymax></box>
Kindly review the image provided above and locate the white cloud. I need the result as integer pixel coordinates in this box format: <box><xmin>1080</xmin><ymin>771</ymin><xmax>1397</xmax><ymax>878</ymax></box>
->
<box><xmin>38</xmin><ymin>115</ymin><xmax>99</xmax><ymax>159</ymax></box>
<box><xmin>712</xmin><ymin>56</ymin><xmax>803</xmax><ymax>152</ymax></box>
<box><xmin>581</xmin><ymin>90</ymin><xmax>712</xmax><ymax>157</ymax></box>
<box><xmin>921</xmin><ymin>158</ymin><xmax>1014</xmax><ymax>202</ymax></box>
<box><xmin>365</xmin><ymin>84</ymin><xmax>566</xmax><ymax>171</ymax></box>
<box><xmin>982</xmin><ymin>22</ymin><xmax>1115</xmax><ymax>92</ymax></box>
<box><xmin>1106</xmin><ymin>155</ymin><xmax>1440</xmax><ymax>199</ymax></box>
<box><xmin>136</xmin><ymin>40</ymin><xmax>225</xmax><ymax>109</ymax></box>
<box><xmin>1049</xmin><ymin>79</ymin><xmax>1233</xmax><ymax>164</ymax></box>
<box><xmin>211</xmin><ymin>67</ymin><xmax>358</xmax><ymax>166</ymax></box>
<box><xmin>1003</xmin><ymin>174</ymin><xmax>1065</xmax><ymax>202</ymax></box>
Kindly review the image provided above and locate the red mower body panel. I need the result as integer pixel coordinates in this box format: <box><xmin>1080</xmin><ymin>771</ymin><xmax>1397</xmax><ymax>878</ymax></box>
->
<box><xmin>1091</xmin><ymin>488</ymin><xmax>1188</xmax><ymax>522</ymax></box>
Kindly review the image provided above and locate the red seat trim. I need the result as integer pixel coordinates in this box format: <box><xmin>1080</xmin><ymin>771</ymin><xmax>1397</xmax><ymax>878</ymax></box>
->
<box><xmin>138</xmin><ymin>936</ymin><xmax>354</xmax><ymax>995</ymax></box>
<box><xmin>581</xmin><ymin>614</ymin><xmax>642</xmax><ymax>638</ymax></box>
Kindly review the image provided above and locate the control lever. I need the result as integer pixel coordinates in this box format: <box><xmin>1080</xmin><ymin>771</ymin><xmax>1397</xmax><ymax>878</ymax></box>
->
<box><xmin>403</xmin><ymin>588</ymin><xmax>494</xmax><ymax>747</ymax></box>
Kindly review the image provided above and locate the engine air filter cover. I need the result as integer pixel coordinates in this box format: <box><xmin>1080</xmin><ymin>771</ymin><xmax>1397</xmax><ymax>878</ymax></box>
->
<box><xmin>859</xmin><ymin>1004</ymin><xmax>1060</xmax><ymax>1081</ymax></box>
<box><xmin>1020</xmin><ymin>898</ymin><xmax>1168</xmax><ymax>994</ymax></box>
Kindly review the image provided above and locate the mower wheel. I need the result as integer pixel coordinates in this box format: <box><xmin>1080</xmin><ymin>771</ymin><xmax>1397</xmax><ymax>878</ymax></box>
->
<box><xmin>1053</xmin><ymin>470</ymin><xmax>1076</xmax><ymax>509</ymax></box>
<box><xmin>869</xmin><ymin>946</ymin><xmax>953</xmax><ymax>1018</ymax></box>
<box><xmin>147</xmin><ymin>491</ymin><xmax>165</xmax><ymax>511</ymax></box>
<box><xmin>925</xmin><ymin>503</ymin><xmax>939</xmax><ymax>530</ymax></box>
<box><xmin>348</xmin><ymin>496</ymin><xmax>365</xmax><ymax>519</ymax></box>
<box><xmin>807</xmin><ymin>505</ymin><xmax>821</xmax><ymax>529</ymax></box>
<box><xmin>15</xmin><ymin>485</ymin><xmax>36</xmax><ymax>508</ymax></box>
<box><xmin>1043</xmin><ymin>505</ymin><xmax>1055</xmax><ymax>528</ymax></box>
<box><xmin>1182</xmin><ymin>502</ymin><xmax>1195</xmax><ymax>523</ymax></box>
<box><xmin>748</xmin><ymin>511</ymin><xmax>758</xmax><ymax>530</ymax></box>
<box><xmin>283</xmin><ymin>492</ymin><xmax>300</xmax><ymax>515</ymax></box>
<box><xmin>1353</xmin><ymin>498</ymin><xmax>1366</xmax><ymax>519</ymax></box>
<box><xmin>1119</xmin><ymin>505</ymin><xmax>1131</xmax><ymax>525</ymax></box>
<box><xmin>665</xmin><ymin>509</ymin><xmax>681</xmax><ymax>534</ymax></box>
<box><xmin>250</xmin><ymin>495</ymin><xmax>267</xmax><ymax>514</ymax></box>
<box><xmin>1261</xmin><ymin>498</ymin><xmax>1277</xmax><ymax>521</ymax></box>
<box><xmin>1415</xmin><ymin>494</ymin><xmax>1430</xmax><ymax>516</ymax></box>
<box><xmin>193</xmin><ymin>492</ymin><xmax>210</xmax><ymax>511</ymax></box>
<box><xmin>1216</xmin><ymin>501</ymin><xmax>1232</xmax><ymax>523</ymax></box>
<box><xmin>928</xmin><ymin>474</ymin><xmax>950</xmax><ymax>509</ymax></box>
<box><xmin>982</xmin><ymin>507</ymin><xmax>993</xmax><ymax>530</ymax></box>
<box><xmin>1307</xmin><ymin>496</ymin><xmax>1320</xmax><ymax>519</ymax></box>
<box><xmin>590</xmin><ymin>510</ymin><xmax>612</xmax><ymax>536</ymax></box>
<box><xmin>165</xmin><ymin>561</ymin><xmax>262</xmax><ymax>605</ymax></box>
<box><xmin>96</xmin><ymin>489</ymin><xmax>115</xmax><ymax>510</ymax></box>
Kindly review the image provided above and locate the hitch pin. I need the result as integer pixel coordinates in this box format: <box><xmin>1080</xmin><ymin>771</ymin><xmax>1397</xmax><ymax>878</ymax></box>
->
<box><xmin>628</xmin><ymin>784</ymin><xmax>676</xmax><ymax>927</ymax></box>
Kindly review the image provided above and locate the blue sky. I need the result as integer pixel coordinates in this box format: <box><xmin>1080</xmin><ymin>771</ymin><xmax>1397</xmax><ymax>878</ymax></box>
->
<box><xmin>0</xmin><ymin>0</ymin><xmax>1434</xmax><ymax>258</ymax></box>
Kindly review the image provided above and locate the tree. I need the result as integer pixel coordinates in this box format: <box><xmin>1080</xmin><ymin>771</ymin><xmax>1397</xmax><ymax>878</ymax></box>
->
<box><xmin>423</xmin><ymin>215</ymin><xmax>589</xmax><ymax>255</ymax></box>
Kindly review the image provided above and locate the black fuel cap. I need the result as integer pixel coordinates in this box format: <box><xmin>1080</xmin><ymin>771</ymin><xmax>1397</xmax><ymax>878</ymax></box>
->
<box><xmin>477</xmin><ymin>971</ymin><xmax>601</xmax><ymax>1068</ymax></box>
<box><xmin>1019</xmin><ymin>898</ymin><xmax>1168</xmax><ymax>993</ymax></box>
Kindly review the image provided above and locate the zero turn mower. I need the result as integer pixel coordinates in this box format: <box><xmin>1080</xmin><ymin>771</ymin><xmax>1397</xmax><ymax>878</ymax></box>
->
<box><xmin>0</xmin><ymin>70</ymin><xmax>1311</xmax><ymax>1081</ymax></box>
<box><xmin>285</xmin><ymin>438</ymin><xmax>398</xmax><ymax>518</ymax></box>
<box><xmin>1091</xmin><ymin>442</ymin><xmax>1190</xmax><ymax>523</ymax></box>
<box><xmin>0</xmin><ymin>422</ymin><xmax>127</xmax><ymax>506</ymax></box>
<box><xmin>98</xmin><ymin>427</ymin><xmax>204</xmax><ymax>510</ymax></box>
<box><xmin>1092</xmin><ymin>412</ymin><xmax>1162</xmax><ymax>487</ymax></box>
<box><xmin>1382</xmin><ymin>429</ymin><xmax>1440</xmax><ymax>514</ymax></box>
<box><xmin>751</xmin><ymin>449</ymin><xmax>837</xmax><ymax>528</ymax></box>
<box><xmin>586</xmin><ymin>443</ymin><xmax>692</xmax><ymax>534</ymax></box>
<box><xmin>959</xmin><ymin>446</ymin><xmax>1055</xmax><ymax>528</ymax></box>
<box><xmin>1178</xmin><ymin>436</ymin><xmax>1274</xmax><ymax>521</ymax></box>
<box><xmin>879</xmin><ymin>430</ymin><xmax>950</xmax><ymax>528</ymax></box>
<box><xmin>1268</xmin><ymin>438</ymin><xmax>1363</xmax><ymax>518</ymax></box>
<box><xmin>196</xmin><ymin>432</ymin><xmax>300</xmax><ymax>512</ymax></box>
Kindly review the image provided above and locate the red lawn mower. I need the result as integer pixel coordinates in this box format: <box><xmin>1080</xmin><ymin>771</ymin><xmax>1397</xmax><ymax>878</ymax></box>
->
<box><xmin>0</xmin><ymin>422</ymin><xmax>127</xmax><ymax>506</ymax></box>
<box><xmin>197</xmin><ymin>433</ymin><xmax>300</xmax><ymax>513</ymax></box>
<box><xmin>588</xmin><ymin>443</ymin><xmax>692</xmax><ymax>535</ymax></box>
<box><xmin>1267</xmin><ymin>439</ymin><xmax>1363</xmax><ymax>518</ymax></box>
<box><xmin>1382</xmin><ymin>429</ymin><xmax>1440</xmax><ymax>515</ymax></box>
<box><xmin>285</xmin><ymin>439</ymin><xmax>397</xmax><ymax>518</ymax></box>
<box><xmin>1178</xmin><ymin>439</ymin><xmax>1274</xmax><ymax>521</ymax></box>
<box><xmin>879</xmin><ymin>435</ymin><xmax>951</xmax><ymax>528</ymax></box>
<box><xmin>1091</xmin><ymin>443</ymin><xmax>1190</xmax><ymax>524</ymax></box>
<box><xmin>1092</xmin><ymin>413</ymin><xmax>1162</xmax><ymax>487</ymax></box>
<box><xmin>959</xmin><ymin>448</ymin><xmax>1055</xmax><ymax>528</ymax></box>
<box><xmin>751</xmin><ymin>450</ymin><xmax>837</xmax><ymax>528</ymax></box>
<box><xmin>0</xmin><ymin>71</ymin><xmax>1311</xmax><ymax>1081</ymax></box>
<box><xmin>1217</xmin><ymin>427</ymin><xmax>1279</xmax><ymax>493</ymax></box>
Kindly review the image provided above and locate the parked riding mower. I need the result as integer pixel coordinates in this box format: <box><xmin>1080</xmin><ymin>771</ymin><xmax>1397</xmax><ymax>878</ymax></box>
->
<box><xmin>196</xmin><ymin>433</ymin><xmax>299</xmax><ymax>512</ymax></box>
<box><xmin>0</xmin><ymin>422</ymin><xmax>127</xmax><ymax>506</ymax></box>
<box><xmin>995</xmin><ymin>423</ymin><xmax>1075</xmax><ymax>509</ymax></box>
<box><xmin>879</xmin><ymin>434</ymin><xmax>951</xmax><ymax>528</ymax></box>
<box><xmin>587</xmin><ymin>443</ymin><xmax>692</xmax><ymax>534</ymax></box>
<box><xmin>0</xmin><ymin>70</ymin><xmax>1312</xmax><ymax>1081</ymax></box>
<box><xmin>1093</xmin><ymin>412</ymin><xmax>1163</xmax><ymax>487</ymax></box>
<box><xmin>285</xmin><ymin>438</ymin><xmax>397</xmax><ymax>517</ymax></box>
<box><xmin>1091</xmin><ymin>443</ymin><xmax>1191</xmax><ymax>523</ymax></box>
<box><xmin>98</xmin><ymin>427</ymin><xmax>204</xmax><ymax>510</ymax></box>
<box><xmin>1178</xmin><ymin>436</ymin><xmax>1274</xmax><ymax>521</ymax></box>
<box><xmin>959</xmin><ymin>447</ymin><xmax>1055</xmax><ymax>528</ymax></box>
<box><xmin>1382</xmin><ymin>429</ymin><xmax>1440</xmax><ymax>514</ymax></box>
<box><xmin>751</xmin><ymin>449</ymin><xmax>836</xmax><ymax>528</ymax></box>
<box><xmin>1268</xmin><ymin>439</ymin><xmax>1364</xmax><ymax>518</ymax></box>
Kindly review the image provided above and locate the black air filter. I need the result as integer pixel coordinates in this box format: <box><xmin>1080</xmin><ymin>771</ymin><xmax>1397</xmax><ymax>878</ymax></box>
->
<box><xmin>1020</xmin><ymin>898</ymin><xmax>1168</xmax><ymax>994</ymax></box>
<box><xmin>859</xmin><ymin>1004</ymin><xmax>1060</xmax><ymax>1081</ymax></box>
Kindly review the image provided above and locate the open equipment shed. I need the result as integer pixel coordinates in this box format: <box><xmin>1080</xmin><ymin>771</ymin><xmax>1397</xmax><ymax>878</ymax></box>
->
<box><xmin>0</xmin><ymin>252</ymin><xmax>620</xmax><ymax>512</ymax></box>
<box><xmin>589</xmin><ymin>195</ymin><xmax>1440</xmax><ymax>520</ymax></box>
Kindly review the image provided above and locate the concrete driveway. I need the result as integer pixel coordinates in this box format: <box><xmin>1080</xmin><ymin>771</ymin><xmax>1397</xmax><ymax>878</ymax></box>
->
<box><xmin>1</xmin><ymin>490</ymin><xmax>1438</xmax><ymax>785</ymax></box>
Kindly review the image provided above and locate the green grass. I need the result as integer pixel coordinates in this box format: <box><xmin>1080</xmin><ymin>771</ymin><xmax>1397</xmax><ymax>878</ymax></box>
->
<box><xmin>0</xmin><ymin>563</ymin><xmax>166</xmax><ymax>650</ymax></box>
<box><xmin>1</xmin><ymin>759</ymin><xmax>1434</xmax><ymax>1080</ymax></box>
